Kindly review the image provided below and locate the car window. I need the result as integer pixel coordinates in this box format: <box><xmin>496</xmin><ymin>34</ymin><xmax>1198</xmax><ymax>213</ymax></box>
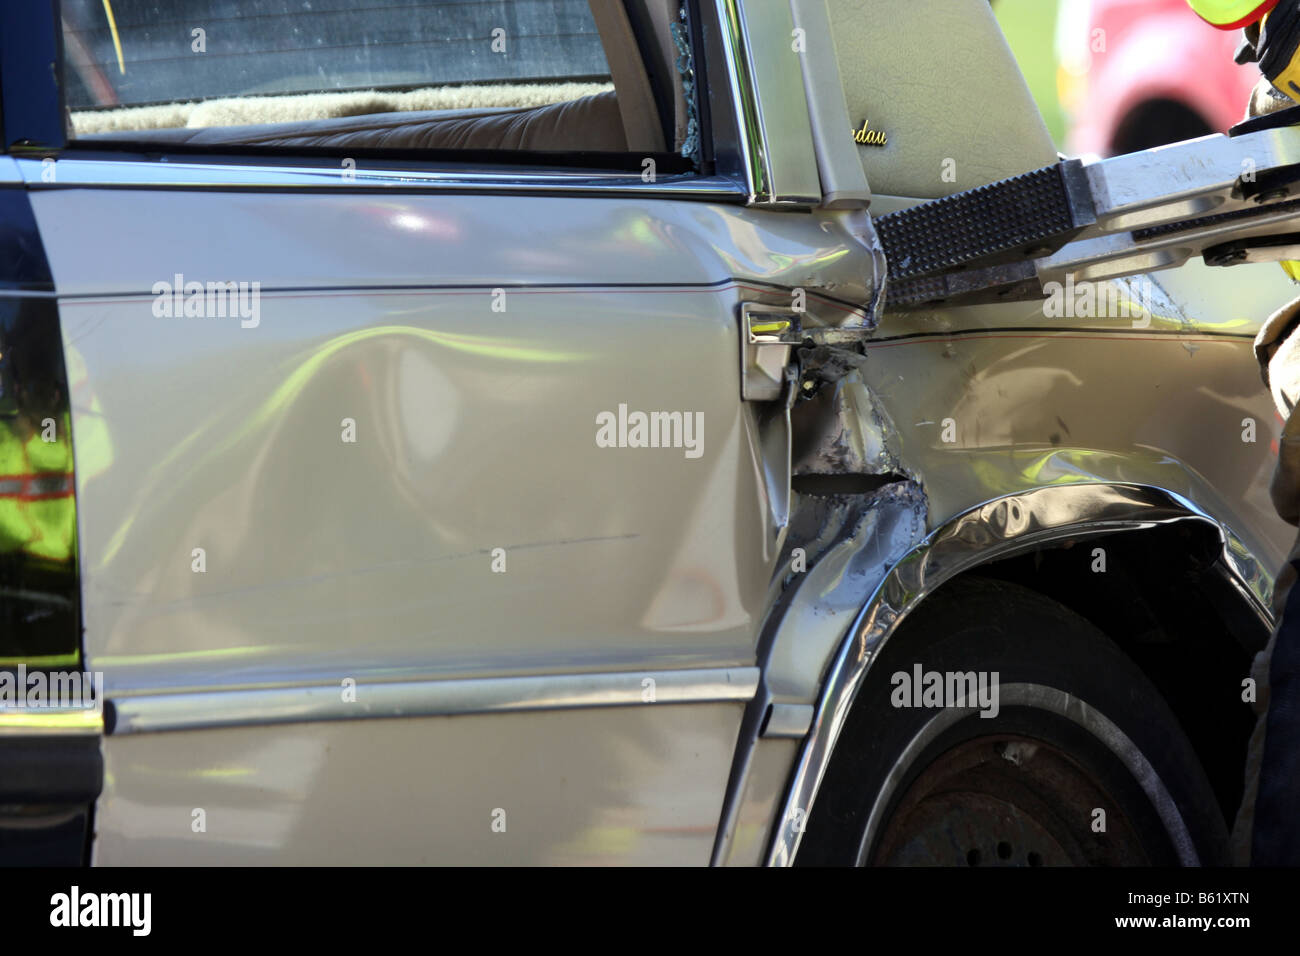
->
<box><xmin>59</xmin><ymin>0</ymin><xmax>688</xmax><ymax>161</ymax></box>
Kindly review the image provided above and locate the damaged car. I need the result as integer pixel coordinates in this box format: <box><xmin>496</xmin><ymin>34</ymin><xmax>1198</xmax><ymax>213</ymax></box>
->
<box><xmin>2</xmin><ymin>0</ymin><xmax>1298</xmax><ymax>866</ymax></box>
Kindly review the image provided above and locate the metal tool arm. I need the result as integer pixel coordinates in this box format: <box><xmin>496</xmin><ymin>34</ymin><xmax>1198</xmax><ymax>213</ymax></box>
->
<box><xmin>877</xmin><ymin>106</ymin><xmax>1300</xmax><ymax>309</ymax></box>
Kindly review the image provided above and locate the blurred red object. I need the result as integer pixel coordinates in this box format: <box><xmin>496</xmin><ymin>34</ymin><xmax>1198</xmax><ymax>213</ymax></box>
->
<box><xmin>1061</xmin><ymin>0</ymin><xmax>1265</xmax><ymax>156</ymax></box>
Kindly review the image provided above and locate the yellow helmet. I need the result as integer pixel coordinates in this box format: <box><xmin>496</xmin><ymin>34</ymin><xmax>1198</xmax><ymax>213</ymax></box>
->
<box><xmin>1187</xmin><ymin>0</ymin><xmax>1281</xmax><ymax>29</ymax></box>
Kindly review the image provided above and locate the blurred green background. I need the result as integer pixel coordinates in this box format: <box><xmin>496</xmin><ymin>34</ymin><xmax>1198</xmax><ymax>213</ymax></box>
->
<box><xmin>995</xmin><ymin>0</ymin><xmax>1067</xmax><ymax>146</ymax></box>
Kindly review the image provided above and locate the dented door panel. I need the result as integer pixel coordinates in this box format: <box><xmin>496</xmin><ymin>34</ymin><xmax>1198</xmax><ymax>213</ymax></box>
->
<box><xmin>30</xmin><ymin>182</ymin><xmax>882</xmax><ymax>863</ymax></box>
<box><xmin>33</xmin><ymin>188</ymin><xmax>884</xmax><ymax>691</ymax></box>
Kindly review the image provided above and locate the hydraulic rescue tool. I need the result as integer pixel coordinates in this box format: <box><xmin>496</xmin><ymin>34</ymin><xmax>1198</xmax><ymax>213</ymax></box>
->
<box><xmin>876</xmin><ymin>106</ymin><xmax>1300</xmax><ymax>310</ymax></box>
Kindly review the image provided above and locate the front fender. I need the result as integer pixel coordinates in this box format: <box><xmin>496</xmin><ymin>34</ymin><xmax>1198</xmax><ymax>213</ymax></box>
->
<box><xmin>759</xmin><ymin>481</ymin><xmax>1271</xmax><ymax>866</ymax></box>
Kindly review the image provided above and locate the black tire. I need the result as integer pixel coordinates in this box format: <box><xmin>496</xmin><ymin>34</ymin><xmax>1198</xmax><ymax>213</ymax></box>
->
<box><xmin>797</xmin><ymin>576</ymin><xmax>1230</xmax><ymax>866</ymax></box>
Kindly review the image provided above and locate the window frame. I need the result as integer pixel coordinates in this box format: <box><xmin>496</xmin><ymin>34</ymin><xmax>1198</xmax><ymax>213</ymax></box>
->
<box><xmin>1</xmin><ymin>0</ymin><xmax>750</xmax><ymax>202</ymax></box>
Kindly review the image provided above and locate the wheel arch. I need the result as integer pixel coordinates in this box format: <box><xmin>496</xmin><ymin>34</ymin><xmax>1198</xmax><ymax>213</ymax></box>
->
<box><xmin>766</xmin><ymin>482</ymin><xmax>1273</xmax><ymax>865</ymax></box>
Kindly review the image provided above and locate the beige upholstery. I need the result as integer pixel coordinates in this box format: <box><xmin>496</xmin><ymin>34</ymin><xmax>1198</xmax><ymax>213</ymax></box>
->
<box><xmin>84</xmin><ymin>91</ymin><xmax>628</xmax><ymax>153</ymax></box>
<box><xmin>71</xmin><ymin>82</ymin><xmax>614</xmax><ymax>136</ymax></box>
<box><xmin>627</xmin><ymin>0</ymin><xmax>690</xmax><ymax>152</ymax></box>
<box><xmin>587</xmin><ymin>0</ymin><xmax>665</xmax><ymax>152</ymax></box>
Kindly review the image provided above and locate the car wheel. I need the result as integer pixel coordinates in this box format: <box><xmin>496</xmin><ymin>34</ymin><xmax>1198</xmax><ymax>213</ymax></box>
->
<box><xmin>798</xmin><ymin>576</ymin><xmax>1230</xmax><ymax>866</ymax></box>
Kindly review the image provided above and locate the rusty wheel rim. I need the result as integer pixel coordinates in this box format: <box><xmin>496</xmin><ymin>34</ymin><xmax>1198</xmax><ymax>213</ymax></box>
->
<box><xmin>869</xmin><ymin>734</ymin><xmax>1151</xmax><ymax>866</ymax></box>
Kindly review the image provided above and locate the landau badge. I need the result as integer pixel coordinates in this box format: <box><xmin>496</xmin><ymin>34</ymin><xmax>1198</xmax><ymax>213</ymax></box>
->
<box><xmin>852</xmin><ymin>119</ymin><xmax>887</xmax><ymax>146</ymax></box>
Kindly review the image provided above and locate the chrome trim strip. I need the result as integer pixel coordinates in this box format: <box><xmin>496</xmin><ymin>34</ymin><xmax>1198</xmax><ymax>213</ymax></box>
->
<box><xmin>761</xmin><ymin>702</ymin><xmax>814</xmax><ymax>739</ymax></box>
<box><xmin>765</xmin><ymin>482</ymin><xmax>1273</xmax><ymax>866</ymax></box>
<box><xmin>788</xmin><ymin>0</ymin><xmax>872</xmax><ymax>208</ymax></box>
<box><xmin>0</xmin><ymin>290</ymin><xmax>58</xmax><ymax>299</ymax></box>
<box><xmin>15</xmin><ymin>156</ymin><xmax>746</xmax><ymax>198</ymax></box>
<box><xmin>0</xmin><ymin>707</ymin><xmax>103</xmax><ymax>736</ymax></box>
<box><xmin>714</xmin><ymin>0</ymin><xmax>765</xmax><ymax>203</ymax></box>
<box><xmin>713</xmin><ymin>0</ymin><xmax>821</xmax><ymax>206</ymax></box>
<box><xmin>107</xmin><ymin>666</ymin><xmax>760</xmax><ymax>735</ymax></box>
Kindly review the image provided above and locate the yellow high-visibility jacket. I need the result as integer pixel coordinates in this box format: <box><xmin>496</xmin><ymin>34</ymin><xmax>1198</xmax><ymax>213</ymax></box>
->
<box><xmin>1188</xmin><ymin>0</ymin><xmax>1280</xmax><ymax>29</ymax></box>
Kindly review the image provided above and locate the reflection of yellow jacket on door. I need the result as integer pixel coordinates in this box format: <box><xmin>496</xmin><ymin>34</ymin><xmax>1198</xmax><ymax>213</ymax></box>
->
<box><xmin>0</xmin><ymin>413</ymin><xmax>75</xmax><ymax>564</ymax></box>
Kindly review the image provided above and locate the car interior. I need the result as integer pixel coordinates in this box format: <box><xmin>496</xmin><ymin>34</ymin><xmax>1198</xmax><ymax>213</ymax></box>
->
<box><xmin>66</xmin><ymin>0</ymin><xmax>690</xmax><ymax>157</ymax></box>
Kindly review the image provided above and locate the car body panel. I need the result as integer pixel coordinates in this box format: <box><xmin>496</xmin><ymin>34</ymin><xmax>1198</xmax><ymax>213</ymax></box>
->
<box><xmin>32</xmin><ymin>186</ymin><xmax>885</xmax><ymax>693</ymax></box>
<box><xmin>825</xmin><ymin>0</ymin><xmax>1058</xmax><ymax>199</ymax></box>
<box><xmin>863</xmin><ymin>280</ymin><xmax>1288</xmax><ymax>565</ymax></box>
<box><xmin>93</xmin><ymin>703</ymin><xmax>744</xmax><ymax>865</ymax></box>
